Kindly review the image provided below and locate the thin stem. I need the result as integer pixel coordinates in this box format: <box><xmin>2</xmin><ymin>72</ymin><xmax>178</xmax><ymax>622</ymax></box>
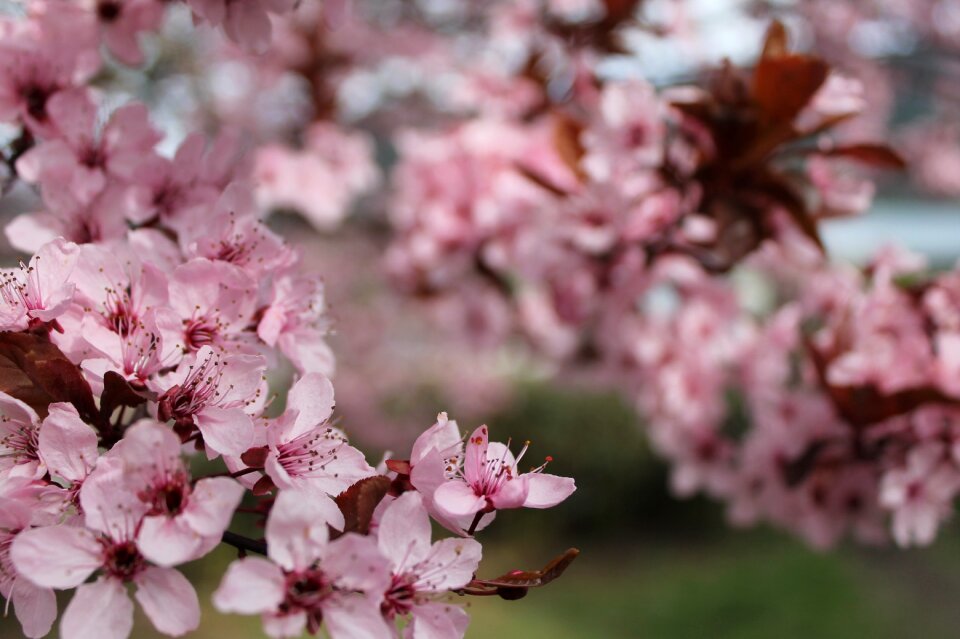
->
<box><xmin>221</xmin><ymin>531</ymin><xmax>268</xmax><ymax>556</ymax></box>
<box><xmin>466</xmin><ymin>511</ymin><xmax>485</xmax><ymax>536</ymax></box>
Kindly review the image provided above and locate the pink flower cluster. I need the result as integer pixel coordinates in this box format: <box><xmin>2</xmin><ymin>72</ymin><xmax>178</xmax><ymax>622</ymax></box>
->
<box><xmin>622</xmin><ymin>241</ymin><xmax>960</xmax><ymax>549</ymax></box>
<box><xmin>0</xmin><ymin>4</ymin><xmax>577</xmax><ymax>639</ymax></box>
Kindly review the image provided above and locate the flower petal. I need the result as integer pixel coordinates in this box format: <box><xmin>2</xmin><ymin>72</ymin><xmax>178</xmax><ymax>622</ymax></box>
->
<box><xmin>408</xmin><ymin>601</ymin><xmax>470</xmax><ymax>639</ymax></box>
<box><xmin>322</xmin><ymin>593</ymin><xmax>392</xmax><ymax>639</ymax></box>
<box><xmin>11</xmin><ymin>579</ymin><xmax>57</xmax><ymax>639</ymax></box>
<box><xmin>433</xmin><ymin>481</ymin><xmax>487</xmax><ymax>519</ymax></box>
<box><xmin>180</xmin><ymin>476</ymin><xmax>245</xmax><ymax>536</ymax></box>
<box><xmin>61</xmin><ymin>579</ymin><xmax>133</xmax><ymax>639</ymax></box>
<box><xmin>265</xmin><ymin>489</ymin><xmax>339</xmax><ymax>571</ymax></box>
<box><xmin>11</xmin><ymin>526</ymin><xmax>102</xmax><ymax>589</ymax></box>
<box><xmin>213</xmin><ymin>557</ymin><xmax>286</xmax><ymax>615</ymax></box>
<box><xmin>134</xmin><ymin>566</ymin><xmax>200</xmax><ymax>636</ymax></box>
<box><xmin>38</xmin><ymin>402</ymin><xmax>98</xmax><ymax>482</ymax></box>
<box><xmin>522</xmin><ymin>473</ymin><xmax>576</xmax><ymax>509</ymax></box>
<box><xmin>377</xmin><ymin>492</ymin><xmax>431</xmax><ymax>571</ymax></box>
<box><xmin>137</xmin><ymin>516</ymin><xmax>206</xmax><ymax>567</ymax></box>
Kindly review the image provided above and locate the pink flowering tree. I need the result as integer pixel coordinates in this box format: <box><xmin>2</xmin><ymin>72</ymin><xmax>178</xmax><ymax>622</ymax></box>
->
<box><xmin>0</xmin><ymin>3</ymin><xmax>578</xmax><ymax>639</ymax></box>
<box><xmin>2</xmin><ymin>0</ymin><xmax>960</xmax><ymax>635</ymax></box>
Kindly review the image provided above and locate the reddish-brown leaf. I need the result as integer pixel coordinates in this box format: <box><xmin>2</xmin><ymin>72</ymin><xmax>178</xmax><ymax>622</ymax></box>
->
<box><xmin>334</xmin><ymin>475</ymin><xmax>391</xmax><ymax>536</ymax></box>
<box><xmin>463</xmin><ymin>548</ymin><xmax>580</xmax><ymax>599</ymax></box>
<box><xmin>751</xmin><ymin>172</ymin><xmax>824</xmax><ymax>251</ymax></box>
<box><xmin>752</xmin><ymin>55</ymin><xmax>828</xmax><ymax>124</ymax></box>
<box><xmin>0</xmin><ymin>331</ymin><xmax>97</xmax><ymax>420</ymax></box>
<box><xmin>761</xmin><ymin>20</ymin><xmax>789</xmax><ymax>59</ymax></box>
<box><xmin>553</xmin><ymin>113</ymin><xmax>587</xmax><ymax>181</ymax></box>
<box><xmin>99</xmin><ymin>371</ymin><xmax>152</xmax><ymax>421</ymax></box>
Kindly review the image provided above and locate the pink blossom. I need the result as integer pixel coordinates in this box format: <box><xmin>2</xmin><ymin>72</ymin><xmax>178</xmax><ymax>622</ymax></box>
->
<box><xmin>0</xmin><ymin>4</ymin><xmax>100</xmax><ymax>134</ymax></box>
<box><xmin>880</xmin><ymin>443</ymin><xmax>960</xmax><ymax>546</ymax></box>
<box><xmin>0</xmin><ymin>238</ymin><xmax>79</xmax><ymax>332</ymax></box>
<box><xmin>156</xmin><ymin>345</ymin><xmax>267</xmax><ymax>456</ymax></box>
<box><xmin>17</xmin><ymin>90</ymin><xmax>161</xmax><ymax>208</ymax></box>
<box><xmin>115</xmin><ymin>420</ymin><xmax>245</xmax><ymax>566</ymax></box>
<box><xmin>37</xmin><ymin>403</ymin><xmax>100</xmax><ymax>513</ymax></box>
<box><xmin>582</xmin><ymin>79</ymin><xmax>665</xmax><ymax>197</ymax></box>
<box><xmin>432</xmin><ymin>425</ymin><xmax>575</xmax><ymax>528</ymax></box>
<box><xmin>255</xmin><ymin>123</ymin><xmax>380</xmax><ymax>231</ymax></box>
<box><xmin>82</xmin><ymin>0</ymin><xmax>164</xmax><ymax>66</ymax></box>
<box><xmin>186</xmin><ymin>0</ymin><xmax>298</xmax><ymax>53</ymax></box>
<box><xmin>405</xmin><ymin>412</ymin><xmax>491</xmax><ymax>536</ymax></box>
<box><xmin>213</xmin><ymin>488</ymin><xmax>391</xmax><ymax>639</ymax></box>
<box><xmin>0</xmin><ymin>477</ymin><xmax>57</xmax><ymax>639</ymax></box>
<box><xmin>262</xmin><ymin>373</ymin><xmax>375</xmax><ymax>495</ymax></box>
<box><xmin>11</xmin><ymin>459</ymin><xmax>200</xmax><ymax>639</ymax></box>
<box><xmin>257</xmin><ymin>273</ymin><xmax>335</xmax><ymax>376</ymax></box>
<box><xmin>377</xmin><ymin>492</ymin><xmax>480</xmax><ymax>637</ymax></box>
<box><xmin>167</xmin><ymin>258</ymin><xmax>258</xmax><ymax>353</ymax></box>
<box><xmin>179</xmin><ymin>182</ymin><xmax>296</xmax><ymax>278</ymax></box>
<box><xmin>0</xmin><ymin>394</ymin><xmax>43</xmax><ymax>480</ymax></box>
<box><xmin>125</xmin><ymin>133</ymin><xmax>222</xmax><ymax>227</ymax></box>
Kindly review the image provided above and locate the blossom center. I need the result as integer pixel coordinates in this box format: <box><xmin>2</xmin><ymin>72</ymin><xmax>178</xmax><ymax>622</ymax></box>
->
<box><xmin>381</xmin><ymin>574</ymin><xmax>417</xmax><ymax>618</ymax></box>
<box><xmin>102</xmin><ymin>540</ymin><xmax>145</xmax><ymax>581</ymax></box>
<box><xmin>0</xmin><ymin>420</ymin><xmax>39</xmax><ymax>468</ymax></box>
<box><xmin>96</xmin><ymin>0</ymin><xmax>122</xmax><ymax>22</ymax></box>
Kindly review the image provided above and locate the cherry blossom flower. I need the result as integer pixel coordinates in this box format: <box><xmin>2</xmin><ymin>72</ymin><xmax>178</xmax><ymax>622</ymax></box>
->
<box><xmin>213</xmin><ymin>488</ymin><xmax>391</xmax><ymax>639</ymax></box>
<box><xmin>37</xmin><ymin>403</ymin><xmax>100</xmax><ymax>514</ymax></box>
<box><xmin>16</xmin><ymin>89</ymin><xmax>161</xmax><ymax>208</ymax></box>
<box><xmin>114</xmin><ymin>420</ymin><xmax>245</xmax><ymax>566</ymax></box>
<box><xmin>156</xmin><ymin>345</ymin><xmax>267</xmax><ymax>456</ymax></box>
<box><xmin>433</xmin><ymin>425</ymin><xmax>575</xmax><ymax>528</ymax></box>
<box><xmin>257</xmin><ymin>273</ymin><xmax>335</xmax><ymax>377</ymax></box>
<box><xmin>186</xmin><ymin>0</ymin><xmax>298</xmax><ymax>53</ymax></box>
<box><xmin>0</xmin><ymin>394</ymin><xmax>43</xmax><ymax>480</ymax></box>
<box><xmin>255</xmin><ymin>123</ymin><xmax>380</xmax><ymax>231</ymax></box>
<box><xmin>82</xmin><ymin>0</ymin><xmax>164</xmax><ymax>66</ymax></box>
<box><xmin>0</xmin><ymin>238</ymin><xmax>79</xmax><ymax>332</ymax></box>
<box><xmin>11</xmin><ymin>459</ymin><xmax>201</xmax><ymax>639</ymax></box>
<box><xmin>0</xmin><ymin>476</ymin><xmax>57</xmax><ymax>639</ymax></box>
<box><xmin>261</xmin><ymin>373</ymin><xmax>374</xmax><ymax>495</ymax></box>
<box><xmin>880</xmin><ymin>443</ymin><xmax>960</xmax><ymax>546</ymax></box>
<box><xmin>0</xmin><ymin>4</ymin><xmax>99</xmax><ymax>134</ymax></box>
<box><xmin>377</xmin><ymin>492</ymin><xmax>481</xmax><ymax>638</ymax></box>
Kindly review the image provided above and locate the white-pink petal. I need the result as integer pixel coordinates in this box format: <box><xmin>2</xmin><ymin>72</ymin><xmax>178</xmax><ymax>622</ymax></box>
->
<box><xmin>319</xmin><ymin>533</ymin><xmax>390</xmax><ymax>594</ymax></box>
<box><xmin>433</xmin><ymin>481</ymin><xmax>487</xmax><ymax>519</ymax></box>
<box><xmin>136</xmin><ymin>516</ymin><xmax>206</xmax><ymax>567</ymax></box>
<box><xmin>180</xmin><ymin>476</ymin><xmax>245</xmax><ymax>537</ymax></box>
<box><xmin>38</xmin><ymin>402</ymin><xmax>98</xmax><ymax>482</ymax></box>
<box><xmin>134</xmin><ymin>566</ymin><xmax>200</xmax><ymax>636</ymax></box>
<box><xmin>415</xmin><ymin>537</ymin><xmax>482</xmax><ymax>593</ymax></box>
<box><xmin>407</xmin><ymin>601</ymin><xmax>470</xmax><ymax>639</ymax></box>
<box><xmin>322</xmin><ymin>593</ymin><xmax>392</xmax><ymax>639</ymax></box>
<box><xmin>11</xmin><ymin>526</ymin><xmax>102</xmax><ymax>589</ymax></box>
<box><xmin>284</xmin><ymin>373</ymin><xmax>335</xmax><ymax>440</ymax></box>
<box><xmin>61</xmin><ymin>579</ymin><xmax>133</xmax><ymax>639</ymax></box>
<box><xmin>265</xmin><ymin>489</ymin><xmax>340</xmax><ymax>571</ymax></box>
<box><xmin>196</xmin><ymin>406</ymin><xmax>255</xmax><ymax>457</ymax></box>
<box><xmin>523</xmin><ymin>473</ymin><xmax>576</xmax><ymax>509</ymax></box>
<box><xmin>377</xmin><ymin>491</ymin><xmax>432</xmax><ymax>571</ymax></box>
<box><xmin>212</xmin><ymin>557</ymin><xmax>286</xmax><ymax>615</ymax></box>
<box><xmin>11</xmin><ymin>579</ymin><xmax>57</xmax><ymax>639</ymax></box>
